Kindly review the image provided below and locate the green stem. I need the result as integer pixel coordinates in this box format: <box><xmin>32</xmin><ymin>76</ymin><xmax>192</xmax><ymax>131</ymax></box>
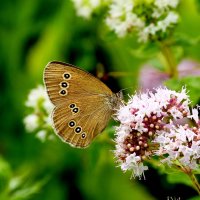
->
<box><xmin>189</xmin><ymin>173</ymin><xmax>200</xmax><ymax>195</ymax></box>
<box><xmin>158</xmin><ymin>41</ymin><xmax>178</xmax><ymax>78</ymax></box>
<box><xmin>178</xmin><ymin>164</ymin><xmax>200</xmax><ymax>195</ymax></box>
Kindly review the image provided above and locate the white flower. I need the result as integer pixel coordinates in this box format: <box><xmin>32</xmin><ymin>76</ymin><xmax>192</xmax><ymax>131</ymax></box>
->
<box><xmin>25</xmin><ymin>84</ymin><xmax>53</xmax><ymax>113</ymax></box>
<box><xmin>43</xmin><ymin>99</ymin><xmax>54</xmax><ymax>114</ymax></box>
<box><xmin>36</xmin><ymin>130</ymin><xmax>47</xmax><ymax>142</ymax></box>
<box><xmin>25</xmin><ymin>85</ymin><xmax>46</xmax><ymax>108</ymax></box>
<box><xmin>117</xmin><ymin>104</ymin><xmax>133</xmax><ymax>124</ymax></box>
<box><xmin>106</xmin><ymin>0</ymin><xmax>144</xmax><ymax>37</ymax></box>
<box><xmin>72</xmin><ymin>0</ymin><xmax>180</xmax><ymax>42</ymax></box>
<box><xmin>154</xmin><ymin>125</ymin><xmax>200</xmax><ymax>170</ymax></box>
<box><xmin>154</xmin><ymin>0</ymin><xmax>180</xmax><ymax>9</ymax></box>
<box><xmin>23</xmin><ymin>114</ymin><xmax>39</xmax><ymax>132</ymax></box>
<box><xmin>44</xmin><ymin>115</ymin><xmax>53</xmax><ymax>127</ymax></box>
<box><xmin>157</xmin><ymin>11</ymin><xmax>179</xmax><ymax>32</ymax></box>
<box><xmin>106</xmin><ymin>0</ymin><xmax>180</xmax><ymax>42</ymax></box>
<box><xmin>139</xmin><ymin>11</ymin><xmax>179</xmax><ymax>42</ymax></box>
<box><xmin>24</xmin><ymin>85</ymin><xmax>54</xmax><ymax>142</ymax></box>
<box><xmin>188</xmin><ymin>107</ymin><xmax>200</xmax><ymax>124</ymax></box>
<box><xmin>152</xmin><ymin>8</ymin><xmax>165</xmax><ymax>18</ymax></box>
<box><xmin>109</xmin><ymin>0</ymin><xmax>134</xmax><ymax>16</ymax></box>
<box><xmin>121</xmin><ymin>153</ymin><xmax>148</xmax><ymax>178</ymax></box>
<box><xmin>71</xmin><ymin>0</ymin><xmax>107</xmax><ymax>19</ymax></box>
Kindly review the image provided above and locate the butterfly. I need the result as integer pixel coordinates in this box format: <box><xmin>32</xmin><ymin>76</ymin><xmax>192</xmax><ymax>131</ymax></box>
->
<box><xmin>43</xmin><ymin>61</ymin><xmax>123</xmax><ymax>148</ymax></box>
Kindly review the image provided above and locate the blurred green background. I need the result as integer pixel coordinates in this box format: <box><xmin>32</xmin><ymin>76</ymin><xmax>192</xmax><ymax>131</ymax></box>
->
<box><xmin>1</xmin><ymin>0</ymin><xmax>200</xmax><ymax>199</ymax></box>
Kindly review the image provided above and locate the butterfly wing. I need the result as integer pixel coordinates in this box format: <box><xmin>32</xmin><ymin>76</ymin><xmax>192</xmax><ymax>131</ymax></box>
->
<box><xmin>52</xmin><ymin>96</ymin><xmax>112</xmax><ymax>147</ymax></box>
<box><xmin>44</xmin><ymin>61</ymin><xmax>112</xmax><ymax>105</ymax></box>
<box><xmin>44</xmin><ymin>61</ymin><xmax>114</xmax><ymax>148</ymax></box>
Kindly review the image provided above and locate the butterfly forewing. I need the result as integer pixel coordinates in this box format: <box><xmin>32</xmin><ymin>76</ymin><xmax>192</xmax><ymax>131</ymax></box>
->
<box><xmin>44</xmin><ymin>61</ymin><xmax>113</xmax><ymax>105</ymax></box>
<box><xmin>44</xmin><ymin>61</ymin><xmax>115</xmax><ymax>147</ymax></box>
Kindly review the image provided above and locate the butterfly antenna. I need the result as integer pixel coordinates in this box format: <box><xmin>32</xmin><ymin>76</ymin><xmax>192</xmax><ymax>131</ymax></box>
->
<box><xmin>118</xmin><ymin>87</ymin><xmax>134</xmax><ymax>97</ymax></box>
<box><xmin>119</xmin><ymin>86</ymin><xmax>134</xmax><ymax>92</ymax></box>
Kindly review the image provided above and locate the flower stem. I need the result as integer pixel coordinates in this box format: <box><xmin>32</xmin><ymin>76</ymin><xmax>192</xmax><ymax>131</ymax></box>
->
<box><xmin>158</xmin><ymin>41</ymin><xmax>178</xmax><ymax>78</ymax></box>
<box><xmin>189</xmin><ymin>173</ymin><xmax>200</xmax><ymax>195</ymax></box>
<box><xmin>179</xmin><ymin>165</ymin><xmax>200</xmax><ymax>195</ymax></box>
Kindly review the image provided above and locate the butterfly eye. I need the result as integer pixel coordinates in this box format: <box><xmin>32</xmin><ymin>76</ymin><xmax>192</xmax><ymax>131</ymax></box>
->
<box><xmin>63</xmin><ymin>73</ymin><xmax>71</xmax><ymax>79</ymax></box>
<box><xmin>69</xmin><ymin>103</ymin><xmax>76</xmax><ymax>108</ymax></box>
<box><xmin>68</xmin><ymin>120</ymin><xmax>76</xmax><ymax>128</ymax></box>
<box><xmin>60</xmin><ymin>90</ymin><xmax>67</xmax><ymax>96</ymax></box>
<box><xmin>72</xmin><ymin>107</ymin><xmax>79</xmax><ymax>113</ymax></box>
<box><xmin>75</xmin><ymin>126</ymin><xmax>82</xmax><ymax>134</ymax></box>
<box><xmin>81</xmin><ymin>133</ymin><xmax>86</xmax><ymax>139</ymax></box>
<box><xmin>61</xmin><ymin>82</ymin><xmax>69</xmax><ymax>88</ymax></box>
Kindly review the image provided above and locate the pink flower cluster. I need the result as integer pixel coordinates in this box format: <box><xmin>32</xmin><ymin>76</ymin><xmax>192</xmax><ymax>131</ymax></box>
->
<box><xmin>115</xmin><ymin>87</ymin><xmax>200</xmax><ymax>178</ymax></box>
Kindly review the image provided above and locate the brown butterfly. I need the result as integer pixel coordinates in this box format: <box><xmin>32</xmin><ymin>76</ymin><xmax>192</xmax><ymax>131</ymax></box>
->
<box><xmin>43</xmin><ymin>61</ymin><xmax>122</xmax><ymax>148</ymax></box>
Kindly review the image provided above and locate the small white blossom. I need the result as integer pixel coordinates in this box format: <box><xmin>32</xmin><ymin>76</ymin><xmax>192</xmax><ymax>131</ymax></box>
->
<box><xmin>71</xmin><ymin>0</ymin><xmax>181</xmax><ymax>42</ymax></box>
<box><xmin>188</xmin><ymin>107</ymin><xmax>200</xmax><ymax>124</ymax></box>
<box><xmin>71</xmin><ymin>0</ymin><xmax>108</xmax><ymax>19</ymax></box>
<box><xmin>25</xmin><ymin>85</ymin><xmax>47</xmax><ymax>109</ymax></box>
<box><xmin>25</xmin><ymin>85</ymin><xmax>53</xmax><ymax>113</ymax></box>
<box><xmin>154</xmin><ymin>0</ymin><xmax>180</xmax><ymax>9</ymax></box>
<box><xmin>106</xmin><ymin>0</ymin><xmax>180</xmax><ymax>42</ymax></box>
<box><xmin>154</xmin><ymin>125</ymin><xmax>200</xmax><ymax>170</ymax></box>
<box><xmin>44</xmin><ymin>115</ymin><xmax>53</xmax><ymax>127</ymax></box>
<box><xmin>157</xmin><ymin>11</ymin><xmax>179</xmax><ymax>32</ymax></box>
<box><xmin>43</xmin><ymin>100</ymin><xmax>54</xmax><ymax>114</ymax></box>
<box><xmin>72</xmin><ymin>0</ymin><xmax>180</xmax><ymax>42</ymax></box>
<box><xmin>139</xmin><ymin>11</ymin><xmax>179</xmax><ymax>42</ymax></box>
<box><xmin>152</xmin><ymin>8</ymin><xmax>165</xmax><ymax>18</ymax></box>
<box><xmin>24</xmin><ymin>85</ymin><xmax>54</xmax><ymax>142</ymax></box>
<box><xmin>23</xmin><ymin>114</ymin><xmax>39</xmax><ymax>132</ymax></box>
<box><xmin>121</xmin><ymin>153</ymin><xmax>148</xmax><ymax>178</ymax></box>
<box><xmin>106</xmin><ymin>0</ymin><xmax>144</xmax><ymax>37</ymax></box>
<box><xmin>36</xmin><ymin>130</ymin><xmax>47</xmax><ymax>142</ymax></box>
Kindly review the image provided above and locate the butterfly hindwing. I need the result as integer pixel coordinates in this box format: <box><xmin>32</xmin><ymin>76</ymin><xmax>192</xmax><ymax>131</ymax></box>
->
<box><xmin>52</xmin><ymin>96</ymin><xmax>112</xmax><ymax>147</ymax></box>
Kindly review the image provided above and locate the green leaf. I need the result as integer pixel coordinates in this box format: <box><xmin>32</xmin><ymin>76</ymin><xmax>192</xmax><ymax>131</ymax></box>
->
<box><xmin>193</xmin><ymin>168</ymin><xmax>200</xmax><ymax>175</ymax></box>
<box><xmin>188</xmin><ymin>195</ymin><xmax>200</xmax><ymax>200</ymax></box>
<box><xmin>174</xmin><ymin>33</ymin><xmax>200</xmax><ymax>47</ymax></box>
<box><xmin>131</xmin><ymin>42</ymin><xmax>159</xmax><ymax>59</ymax></box>
<box><xmin>165</xmin><ymin>76</ymin><xmax>200</xmax><ymax>105</ymax></box>
<box><xmin>196</xmin><ymin>0</ymin><xmax>200</xmax><ymax>12</ymax></box>
<box><xmin>166</xmin><ymin>172</ymin><xmax>193</xmax><ymax>187</ymax></box>
<box><xmin>0</xmin><ymin>157</ymin><xmax>12</xmax><ymax>193</ymax></box>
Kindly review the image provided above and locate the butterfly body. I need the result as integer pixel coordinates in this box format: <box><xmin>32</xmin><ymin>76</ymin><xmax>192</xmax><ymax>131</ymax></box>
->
<box><xmin>44</xmin><ymin>61</ymin><xmax>122</xmax><ymax>148</ymax></box>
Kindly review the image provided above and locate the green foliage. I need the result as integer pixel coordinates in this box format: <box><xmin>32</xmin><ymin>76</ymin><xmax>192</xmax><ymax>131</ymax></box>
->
<box><xmin>196</xmin><ymin>0</ymin><xmax>200</xmax><ymax>12</ymax></box>
<box><xmin>131</xmin><ymin>42</ymin><xmax>159</xmax><ymax>59</ymax></box>
<box><xmin>0</xmin><ymin>159</ymin><xmax>48</xmax><ymax>200</ymax></box>
<box><xmin>174</xmin><ymin>33</ymin><xmax>200</xmax><ymax>47</ymax></box>
<box><xmin>165</xmin><ymin>77</ymin><xmax>200</xmax><ymax>105</ymax></box>
<box><xmin>0</xmin><ymin>157</ymin><xmax>12</xmax><ymax>193</ymax></box>
<box><xmin>188</xmin><ymin>195</ymin><xmax>200</xmax><ymax>200</ymax></box>
<box><xmin>1</xmin><ymin>0</ymin><xmax>200</xmax><ymax>199</ymax></box>
<box><xmin>166</xmin><ymin>172</ymin><xmax>193</xmax><ymax>187</ymax></box>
